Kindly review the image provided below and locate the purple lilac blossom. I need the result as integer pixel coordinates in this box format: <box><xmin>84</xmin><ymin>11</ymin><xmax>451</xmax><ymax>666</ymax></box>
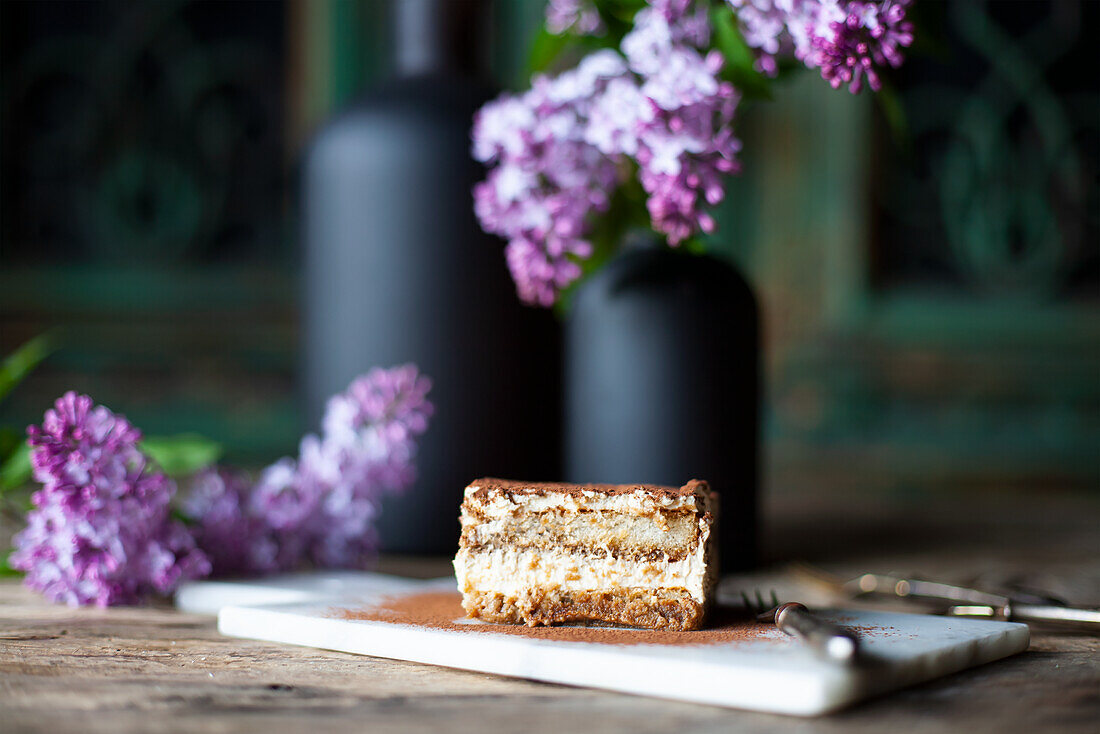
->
<box><xmin>650</xmin><ymin>0</ymin><xmax>695</xmax><ymax>22</ymax></box>
<box><xmin>473</xmin><ymin>51</ymin><xmax>624</xmax><ymax>305</ymax></box>
<box><xmin>11</xmin><ymin>392</ymin><xmax>210</xmax><ymax>606</ymax></box>
<box><xmin>545</xmin><ymin>0</ymin><xmax>603</xmax><ymax>35</ymax></box>
<box><xmin>249</xmin><ymin>365</ymin><xmax>433</xmax><ymax>570</ymax></box>
<box><xmin>809</xmin><ymin>1</ymin><xmax>914</xmax><ymax>93</ymax></box>
<box><xmin>474</xmin><ymin>3</ymin><xmax>740</xmax><ymax>303</ymax></box>
<box><xmin>182</xmin><ymin>467</ymin><xmax>279</xmax><ymax>577</ymax></box>
<box><xmin>249</xmin><ymin>456</ymin><xmax>318</xmax><ymax>534</ymax></box>
<box><xmin>180</xmin><ymin>366</ymin><xmax>431</xmax><ymax>575</ymax></box>
<box><xmin>726</xmin><ymin>0</ymin><xmax>797</xmax><ymax>74</ymax></box>
<box><xmin>728</xmin><ymin>0</ymin><xmax>913</xmax><ymax>91</ymax></box>
<box><xmin>624</xmin><ymin>8</ymin><xmax>742</xmax><ymax>244</ymax></box>
<box><xmin>727</xmin><ymin>0</ymin><xmax>844</xmax><ymax>74</ymax></box>
<box><xmin>324</xmin><ymin>364</ymin><xmax>433</xmax><ymax>450</ymax></box>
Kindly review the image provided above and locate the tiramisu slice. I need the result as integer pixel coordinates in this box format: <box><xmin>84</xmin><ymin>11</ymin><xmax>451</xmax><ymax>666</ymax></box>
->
<box><xmin>453</xmin><ymin>478</ymin><xmax>718</xmax><ymax>631</ymax></box>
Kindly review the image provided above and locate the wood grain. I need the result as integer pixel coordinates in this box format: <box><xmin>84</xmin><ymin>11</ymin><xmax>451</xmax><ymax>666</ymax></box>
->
<box><xmin>2</xmin><ymin>487</ymin><xmax>1098</xmax><ymax>733</ymax></box>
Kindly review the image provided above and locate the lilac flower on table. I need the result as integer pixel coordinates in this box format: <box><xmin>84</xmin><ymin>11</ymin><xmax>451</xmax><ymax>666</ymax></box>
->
<box><xmin>300</xmin><ymin>365</ymin><xmax>433</xmax><ymax>567</ymax></box>
<box><xmin>250</xmin><ymin>455</ymin><xmax>323</xmax><ymax>535</ymax></box>
<box><xmin>323</xmin><ymin>364</ymin><xmax>433</xmax><ymax>453</ymax></box>
<box><xmin>185</xmin><ymin>365</ymin><xmax>434</xmax><ymax>573</ymax></box>
<box><xmin>11</xmin><ymin>392</ymin><xmax>210</xmax><ymax>606</ymax></box>
<box><xmin>181</xmin><ymin>467</ymin><xmax>279</xmax><ymax>577</ymax></box>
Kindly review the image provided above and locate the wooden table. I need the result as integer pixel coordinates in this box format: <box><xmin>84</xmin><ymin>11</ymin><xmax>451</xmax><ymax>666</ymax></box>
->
<box><xmin>2</xmin><ymin>485</ymin><xmax>1098</xmax><ymax>733</ymax></box>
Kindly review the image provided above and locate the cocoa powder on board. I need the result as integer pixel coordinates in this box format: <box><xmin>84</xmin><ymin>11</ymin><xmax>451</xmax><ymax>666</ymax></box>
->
<box><xmin>333</xmin><ymin>591</ymin><xmax>780</xmax><ymax>646</ymax></box>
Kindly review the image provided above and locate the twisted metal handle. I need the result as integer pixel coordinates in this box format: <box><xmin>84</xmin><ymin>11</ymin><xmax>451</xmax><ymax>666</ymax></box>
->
<box><xmin>774</xmin><ymin>602</ymin><xmax>861</xmax><ymax>663</ymax></box>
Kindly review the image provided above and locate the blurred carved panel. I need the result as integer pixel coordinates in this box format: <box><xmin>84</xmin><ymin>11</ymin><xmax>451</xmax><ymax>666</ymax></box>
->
<box><xmin>757</xmin><ymin>0</ymin><xmax>1099</xmax><ymax>491</ymax></box>
<box><xmin>2</xmin><ymin>0</ymin><xmax>286</xmax><ymax>264</ymax></box>
<box><xmin>873</xmin><ymin>0</ymin><xmax>1098</xmax><ymax>298</ymax></box>
<box><xmin>0</xmin><ymin>0</ymin><xmax>296</xmax><ymax>460</ymax></box>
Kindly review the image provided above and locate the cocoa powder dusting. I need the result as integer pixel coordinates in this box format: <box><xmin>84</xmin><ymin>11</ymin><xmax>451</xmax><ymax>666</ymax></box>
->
<box><xmin>334</xmin><ymin>591</ymin><xmax>777</xmax><ymax>646</ymax></box>
<box><xmin>469</xmin><ymin>477</ymin><xmax>709</xmax><ymax>502</ymax></box>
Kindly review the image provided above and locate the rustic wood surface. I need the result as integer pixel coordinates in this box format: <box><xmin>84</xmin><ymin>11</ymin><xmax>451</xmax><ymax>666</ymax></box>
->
<box><xmin>2</xmin><ymin>485</ymin><xmax>1098</xmax><ymax>734</ymax></box>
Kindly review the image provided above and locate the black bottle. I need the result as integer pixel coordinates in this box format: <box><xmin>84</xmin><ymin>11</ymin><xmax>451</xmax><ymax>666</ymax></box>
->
<box><xmin>302</xmin><ymin>0</ymin><xmax>561</xmax><ymax>554</ymax></box>
<box><xmin>565</xmin><ymin>245</ymin><xmax>759</xmax><ymax>569</ymax></box>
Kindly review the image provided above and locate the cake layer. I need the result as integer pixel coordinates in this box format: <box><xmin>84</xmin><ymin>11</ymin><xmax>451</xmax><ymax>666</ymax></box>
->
<box><xmin>464</xmin><ymin>478</ymin><xmax>709</xmax><ymax>517</ymax></box>
<box><xmin>455</xmin><ymin>542</ymin><xmax>710</xmax><ymax>604</ymax></box>
<box><xmin>462</xmin><ymin>587</ymin><xmax>705</xmax><ymax>631</ymax></box>
<box><xmin>460</xmin><ymin>508</ymin><xmax>701</xmax><ymax>561</ymax></box>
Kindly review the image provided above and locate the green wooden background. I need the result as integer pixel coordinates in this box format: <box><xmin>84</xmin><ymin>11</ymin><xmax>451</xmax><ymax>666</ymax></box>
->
<box><xmin>1</xmin><ymin>0</ymin><xmax>1096</xmax><ymax>491</ymax></box>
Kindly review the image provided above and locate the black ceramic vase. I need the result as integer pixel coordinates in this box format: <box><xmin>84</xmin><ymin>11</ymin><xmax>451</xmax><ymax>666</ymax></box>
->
<box><xmin>302</xmin><ymin>0</ymin><xmax>560</xmax><ymax>554</ymax></box>
<box><xmin>565</xmin><ymin>245</ymin><xmax>759</xmax><ymax>569</ymax></box>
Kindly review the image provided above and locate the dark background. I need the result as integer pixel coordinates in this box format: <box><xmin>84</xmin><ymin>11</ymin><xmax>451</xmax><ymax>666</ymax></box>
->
<box><xmin>1</xmin><ymin>0</ymin><xmax>1097</xmax><ymax>491</ymax></box>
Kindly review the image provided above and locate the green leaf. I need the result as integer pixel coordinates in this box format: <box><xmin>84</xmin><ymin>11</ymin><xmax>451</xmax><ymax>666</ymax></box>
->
<box><xmin>0</xmin><ymin>552</ymin><xmax>21</xmax><ymax>578</ymax></box>
<box><xmin>710</xmin><ymin>4</ymin><xmax>773</xmax><ymax>101</ymax></box>
<box><xmin>599</xmin><ymin>0</ymin><xmax>647</xmax><ymax>25</ymax></box>
<box><xmin>528</xmin><ymin>27</ymin><xmax>575</xmax><ymax>75</ymax></box>
<box><xmin>681</xmin><ymin>237</ymin><xmax>708</xmax><ymax>255</ymax></box>
<box><xmin>553</xmin><ymin>173</ymin><xmax>652</xmax><ymax>317</ymax></box>
<box><xmin>527</xmin><ymin>30</ymin><xmax>625</xmax><ymax>79</ymax></box>
<box><xmin>0</xmin><ymin>442</ymin><xmax>32</xmax><ymax>494</ymax></box>
<box><xmin>527</xmin><ymin>1</ymin><xmax>648</xmax><ymax>78</ymax></box>
<box><xmin>875</xmin><ymin>80</ymin><xmax>913</xmax><ymax>156</ymax></box>
<box><xmin>140</xmin><ymin>434</ymin><xmax>223</xmax><ymax>478</ymax></box>
<box><xmin>170</xmin><ymin>507</ymin><xmax>194</xmax><ymax>526</ymax></box>
<box><xmin>0</xmin><ymin>332</ymin><xmax>57</xmax><ymax>405</ymax></box>
<box><xmin>0</xmin><ymin>426</ymin><xmax>22</xmax><ymax>464</ymax></box>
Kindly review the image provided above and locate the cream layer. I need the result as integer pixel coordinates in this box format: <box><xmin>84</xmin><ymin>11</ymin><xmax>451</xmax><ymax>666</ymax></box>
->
<box><xmin>454</xmin><ymin>517</ymin><xmax>711</xmax><ymax>603</ymax></box>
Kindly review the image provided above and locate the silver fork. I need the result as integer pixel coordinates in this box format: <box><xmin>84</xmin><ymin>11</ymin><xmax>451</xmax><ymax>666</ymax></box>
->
<box><xmin>742</xmin><ymin>589</ymin><xmax>861</xmax><ymax>663</ymax></box>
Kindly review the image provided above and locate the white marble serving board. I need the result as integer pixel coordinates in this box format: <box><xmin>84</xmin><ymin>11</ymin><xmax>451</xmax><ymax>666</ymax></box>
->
<box><xmin>178</xmin><ymin>572</ymin><xmax>1029</xmax><ymax>716</ymax></box>
<box><xmin>175</xmin><ymin>570</ymin><xmax>439</xmax><ymax>615</ymax></box>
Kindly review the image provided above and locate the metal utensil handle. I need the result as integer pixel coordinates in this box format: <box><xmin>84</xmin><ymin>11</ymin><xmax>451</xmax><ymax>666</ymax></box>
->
<box><xmin>855</xmin><ymin>574</ymin><xmax>1007</xmax><ymax>607</ymax></box>
<box><xmin>1007</xmin><ymin>603</ymin><xmax>1100</xmax><ymax>631</ymax></box>
<box><xmin>774</xmin><ymin>603</ymin><xmax>861</xmax><ymax>663</ymax></box>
